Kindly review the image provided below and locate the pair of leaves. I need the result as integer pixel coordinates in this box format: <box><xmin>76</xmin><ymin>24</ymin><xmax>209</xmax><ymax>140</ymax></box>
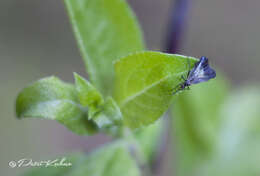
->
<box><xmin>16</xmin><ymin>74</ymin><xmax>122</xmax><ymax>135</ymax></box>
<box><xmin>16</xmin><ymin>52</ymin><xmax>198</xmax><ymax>133</ymax></box>
<box><xmin>23</xmin><ymin>142</ymin><xmax>141</xmax><ymax>176</ymax></box>
<box><xmin>17</xmin><ymin>0</ymin><xmax>140</xmax><ymax>134</ymax></box>
<box><xmin>16</xmin><ymin>0</ymin><xmax>199</xmax><ymax>133</ymax></box>
<box><xmin>15</xmin><ymin>0</ymin><xmax>203</xmax><ymax>175</ymax></box>
<box><xmin>64</xmin><ymin>0</ymin><xmax>199</xmax><ymax>129</ymax></box>
<box><xmin>64</xmin><ymin>0</ymin><xmax>144</xmax><ymax>96</ymax></box>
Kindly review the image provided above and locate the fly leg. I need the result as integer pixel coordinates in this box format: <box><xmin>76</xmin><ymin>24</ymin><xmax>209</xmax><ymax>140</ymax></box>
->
<box><xmin>186</xmin><ymin>58</ymin><xmax>191</xmax><ymax>78</ymax></box>
<box><xmin>171</xmin><ymin>83</ymin><xmax>183</xmax><ymax>95</ymax></box>
<box><xmin>181</xmin><ymin>75</ymin><xmax>186</xmax><ymax>82</ymax></box>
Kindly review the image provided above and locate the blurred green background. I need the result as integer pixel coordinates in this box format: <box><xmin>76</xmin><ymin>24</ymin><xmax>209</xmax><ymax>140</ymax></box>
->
<box><xmin>1</xmin><ymin>0</ymin><xmax>260</xmax><ymax>176</ymax></box>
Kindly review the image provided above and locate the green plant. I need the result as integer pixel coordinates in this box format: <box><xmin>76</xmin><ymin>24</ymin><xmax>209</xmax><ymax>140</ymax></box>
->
<box><xmin>15</xmin><ymin>0</ymin><xmax>260</xmax><ymax>176</ymax></box>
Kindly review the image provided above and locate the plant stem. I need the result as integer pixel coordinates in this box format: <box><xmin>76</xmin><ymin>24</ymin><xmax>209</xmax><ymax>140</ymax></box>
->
<box><xmin>123</xmin><ymin>128</ymin><xmax>153</xmax><ymax>176</ymax></box>
<box><xmin>165</xmin><ymin>0</ymin><xmax>190</xmax><ymax>53</ymax></box>
<box><xmin>151</xmin><ymin>116</ymin><xmax>170</xmax><ymax>175</ymax></box>
<box><xmin>150</xmin><ymin>0</ymin><xmax>191</xmax><ymax>174</ymax></box>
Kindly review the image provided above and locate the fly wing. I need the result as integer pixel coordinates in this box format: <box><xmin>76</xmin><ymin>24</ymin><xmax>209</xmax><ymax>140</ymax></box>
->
<box><xmin>187</xmin><ymin>57</ymin><xmax>216</xmax><ymax>84</ymax></box>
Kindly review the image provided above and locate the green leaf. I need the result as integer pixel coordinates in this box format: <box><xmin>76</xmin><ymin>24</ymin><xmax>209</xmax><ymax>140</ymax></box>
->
<box><xmin>74</xmin><ymin>72</ymin><xmax>104</xmax><ymax>108</ymax></box>
<box><xmin>93</xmin><ymin>97</ymin><xmax>123</xmax><ymax>129</ymax></box>
<box><xmin>16</xmin><ymin>76</ymin><xmax>97</xmax><ymax>135</ymax></box>
<box><xmin>64</xmin><ymin>0</ymin><xmax>145</xmax><ymax>96</ymax></box>
<box><xmin>74</xmin><ymin>72</ymin><xmax>104</xmax><ymax>119</ymax></box>
<box><xmin>74</xmin><ymin>73</ymin><xmax>122</xmax><ymax>130</ymax></box>
<box><xmin>114</xmin><ymin>51</ymin><xmax>197</xmax><ymax>129</ymax></box>
<box><xmin>171</xmin><ymin>74</ymin><xmax>228</xmax><ymax>176</ymax></box>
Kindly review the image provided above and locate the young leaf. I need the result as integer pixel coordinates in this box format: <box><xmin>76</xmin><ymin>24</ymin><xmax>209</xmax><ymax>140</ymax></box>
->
<box><xmin>93</xmin><ymin>97</ymin><xmax>123</xmax><ymax>129</ymax></box>
<box><xmin>16</xmin><ymin>76</ymin><xmax>97</xmax><ymax>135</ymax></box>
<box><xmin>114</xmin><ymin>51</ymin><xmax>197</xmax><ymax>129</ymax></box>
<box><xmin>74</xmin><ymin>72</ymin><xmax>104</xmax><ymax>108</ymax></box>
<box><xmin>64</xmin><ymin>0</ymin><xmax>145</xmax><ymax>96</ymax></box>
<box><xmin>74</xmin><ymin>73</ymin><xmax>122</xmax><ymax>130</ymax></box>
<box><xmin>74</xmin><ymin>72</ymin><xmax>104</xmax><ymax>119</ymax></box>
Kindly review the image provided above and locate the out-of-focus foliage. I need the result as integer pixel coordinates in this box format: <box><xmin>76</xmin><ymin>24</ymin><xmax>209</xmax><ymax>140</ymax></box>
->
<box><xmin>171</xmin><ymin>75</ymin><xmax>228</xmax><ymax>176</ymax></box>
<box><xmin>65</xmin><ymin>142</ymin><xmax>141</xmax><ymax>176</ymax></box>
<box><xmin>172</xmin><ymin>72</ymin><xmax>260</xmax><ymax>176</ymax></box>
<box><xmin>21</xmin><ymin>154</ymin><xmax>83</xmax><ymax>176</ymax></box>
<box><xmin>64</xmin><ymin>0</ymin><xmax>144</xmax><ymax>96</ymax></box>
<box><xmin>134</xmin><ymin>120</ymin><xmax>163</xmax><ymax>162</ymax></box>
<box><xmin>196</xmin><ymin>86</ymin><xmax>260</xmax><ymax>176</ymax></box>
<box><xmin>23</xmin><ymin>142</ymin><xmax>141</xmax><ymax>176</ymax></box>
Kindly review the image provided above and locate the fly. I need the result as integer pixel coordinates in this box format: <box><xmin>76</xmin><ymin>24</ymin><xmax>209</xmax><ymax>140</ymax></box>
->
<box><xmin>173</xmin><ymin>56</ymin><xmax>216</xmax><ymax>94</ymax></box>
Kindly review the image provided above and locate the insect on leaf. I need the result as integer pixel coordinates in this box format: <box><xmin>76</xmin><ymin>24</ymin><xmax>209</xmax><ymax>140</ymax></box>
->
<box><xmin>114</xmin><ymin>51</ymin><xmax>197</xmax><ymax>129</ymax></box>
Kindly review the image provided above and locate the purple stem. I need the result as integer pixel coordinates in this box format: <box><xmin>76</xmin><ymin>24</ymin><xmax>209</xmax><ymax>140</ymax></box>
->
<box><xmin>165</xmin><ymin>0</ymin><xmax>190</xmax><ymax>53</ymax></box>
<box><xmin>151</xmin><ymin>0</ymin><xmax>191</xmax><ymax>175</ymax></box>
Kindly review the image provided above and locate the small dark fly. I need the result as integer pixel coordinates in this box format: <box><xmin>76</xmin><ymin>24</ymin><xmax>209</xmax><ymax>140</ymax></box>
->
<box><xmin>173</xmin><ymin>56</ymin><xmax>216</xmax><ymax>94</ymax></box>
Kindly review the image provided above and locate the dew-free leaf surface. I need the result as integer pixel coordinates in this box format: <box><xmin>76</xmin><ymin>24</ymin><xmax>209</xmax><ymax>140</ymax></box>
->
<box><xmin>114</xmin><ymin>51</ymin><xmax>197</xmax><ymax>128</ymax></box>
<box><xmin>65</xmin><ymin>0</ymin><xmax>145</xmax><ymax>96</ymax></box>
<box><xmin>74</xmin><ymin>73</ymin><xmax>122</xmax><ymax>130</ymax></box>
<box><xmin>16</xmin><ymin>76</ymin><xmax>96</xmax><ymax>135</ymax></box>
